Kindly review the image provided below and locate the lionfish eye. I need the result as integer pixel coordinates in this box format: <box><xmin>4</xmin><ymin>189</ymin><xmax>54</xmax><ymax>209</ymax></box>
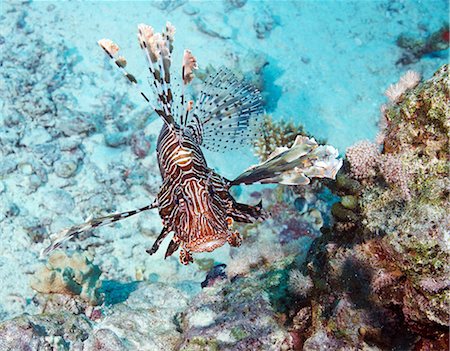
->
<box><xmin>208</xmin><ymin>186</ymin><xmax>214</xmax><ymax>196</ymax></box>
<box><xmin>175</xmin><ymin>198</ymin><xmax>180</xmax><ymax>205</ymax></box>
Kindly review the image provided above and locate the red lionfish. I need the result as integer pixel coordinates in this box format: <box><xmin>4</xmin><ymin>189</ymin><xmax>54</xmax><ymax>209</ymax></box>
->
<box><xmin>43</xmin><ymin>23</ymin><xmax>342</xmax><ymax>265</ymax></box>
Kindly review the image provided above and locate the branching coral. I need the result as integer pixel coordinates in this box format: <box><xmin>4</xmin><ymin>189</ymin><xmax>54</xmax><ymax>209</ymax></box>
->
<box><xmin>253</xmin><ymin>114</ymin><xmax>309</xmax><ymax>161</ymax></box>
<box><xmin>31</xmin><ymin>251</ymin><xmax>102</xmax><ymax>305</ymax></box>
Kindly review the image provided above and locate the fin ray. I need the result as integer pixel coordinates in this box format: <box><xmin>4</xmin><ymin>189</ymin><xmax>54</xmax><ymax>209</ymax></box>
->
<box><xmin>187</xmin><ymin>67</ymin><xmax>263</xmax><ymax>152</ymax></box>
<box><xmin>41</xmin><ymin>202</ymin><xmax>158</xmax><ymax>258</ymax></box>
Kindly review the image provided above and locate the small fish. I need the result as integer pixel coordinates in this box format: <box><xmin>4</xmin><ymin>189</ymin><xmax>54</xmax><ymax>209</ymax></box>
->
<box><xmin>42</xmin><ymin>23</ymin><xmax>342</xmax><ymax>265</ymax></box>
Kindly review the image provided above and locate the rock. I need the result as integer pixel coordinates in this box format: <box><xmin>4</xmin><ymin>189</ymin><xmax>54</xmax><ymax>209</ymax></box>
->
<box><xmin>20</xmin><ymin>216</ymin><xmax>47</xmax><ymax>243</ymax></box>
<box><xmin>340</xmin><ymin>195</ymin><xmax>358</xmax><ymax>209</ymax></box>
<box><xmin>32</xmin><ymin>142</ymin><xmax>61</xmax><ymax>166</ymax></box>
<box><xmin>56</xmin><ymin>112</ymin><xmax>96</xmax><ymax>136</ymax></box>
<box><xmin>54</xmin><ymin>157</ymin><xmax>79</xmax><ymax>178</ymax></box>
<box><xmin>194</xmin><ymin>14</ymin><xmax>232</xmax><ymax>39</ymax></box>
<box><xmin>183</xmin><ymin>4</ymin><xmax>199</xmax><ymax>15</ymax></box>
<box><xmin>0</xmin><ymin>155</ymin><xmax>18</xmax><ymax>176</ymax></box>
<box><xmin>104</xmin><ymin>131</ymin><xmax>128</xmax><ymax>147</ymax></box>
<box><xmin>84</xmin><ymin>328</ymin><xmax>127</xmax><ymax>351</ymax></box>
<box><xmin>110</xmin><ymin>179</ymin><xmax>128</xmax><ymax>195</ymax></box>
<box><xmin>20</xmin><ymin>125</ymin><xmax>52</xmax><ymax>147</ymax></box>
<box><xmin>3</xmin><ymin>112</ymin><xmax>24</xmax><ymax>127</ymax></box>
<box><xmin>59</xmin><ymin>136</ymin><xmax>82</xmax><ymax>151</ymax></box>
<box><xmin>0</xmin><ymin>128</ymin><xmax>21</xmax><ymax>154</ymax></box>
<box><xmin>26</xmin><ymin>173</ymin><xmax>43</xmax><ymax>193</ymax></box>
<box><xmin>179</xmin><ymin>272</ymin><xmax>290</xmax><ymax>350</ymax></box>
<box><xmin>294</xmin><ymin>197</ymin><xmax>307</xmax><ymax>213</ymax></box>
<box><xmin>253</xmin><ymin>7</ymin><xmax>275</xmax><ymax>39</ymax></box>
<box><xmin>18</xmin><ymin>162</ymin><xmax>33</xmax><ymax>175</ymax></box>
<box><xmin>45</xmin><ymin>189</ymin><xmax>75</xmax><ymax>214</ymax></box>
<box><xmin>130</xmin><ymin>130</ymin><xmax>151</xmax><ymax>158</ymax></box>
<box><xmin>0</xmin><ymin>312</ymin><xmax>92</xmax><ymax>350</ymax></box>
<box><xmin>0</xmin><ymin>199</ymin><xmax>20</xmax><ymax>222</ymax></box>
<box><xmin>0</xmin><ymin>281</ymin><xmax>190</xmax><ymax>350</ymax></box>
<box><xmin>94</xmin><ymin>282</ymin><xmax>189</xmax><ymax>350</ymax></box>
<box><xmin>201</xmin><ymin>264</ymin><xmax>227</xmax><ymax>288</ymax></box>
<box><xmin>31</xmin><ymin>251</ymin><xmax>103</xmax><ymax>306</ymax></box>
<box><xmin>151</xmin><ymin>0</ymin><xmax>186</xmax><ymax>11</ymax></box>
<box><xmin>224</xmin><ymin>0</ymin><xmax>247</xmax><ymax>11</ymax></box>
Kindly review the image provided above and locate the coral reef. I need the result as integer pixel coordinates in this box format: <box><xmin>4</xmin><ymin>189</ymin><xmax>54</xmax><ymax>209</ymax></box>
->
<box><xmin>288</xmin><ymin>269</ymin><xmax>313</xmax><ymax>297</ymax></box>
<box><xmin>294</xmin><ymin>65</ymin><xmax>449</xmax><ymax>350</ymax></box>
<box><xmin>31</xmin><ymin>251</ymin><xmax>102</xmax><ymax>306</ymax></box>
<box><xmin>384</xmin><ymin>70</ymin><xmax>421</xmax><ymax>103</ymax></box>
<box><xmin>396</xmin><ymin>24</ymin><xmax>449</xmax><ymax>65</ymax></box>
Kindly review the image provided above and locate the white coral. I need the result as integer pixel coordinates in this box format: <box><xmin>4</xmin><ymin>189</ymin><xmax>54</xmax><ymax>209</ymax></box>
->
<box><xmin>399</xmin><ymin>70</ymin><xmax>421</xmax><ymax>90</ymax></box>
<box><xmin>288</xmin><ymin>269</ymin><xmax>313</xmax><ymax>297</ymax></box>
<box><xmin>385</xmin><ymin>70</ymin><xmax>421</xmax><ymax>103</ymax></box>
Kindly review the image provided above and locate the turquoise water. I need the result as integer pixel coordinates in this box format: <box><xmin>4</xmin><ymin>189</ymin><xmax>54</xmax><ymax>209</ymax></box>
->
<box><xmin>0</xmin><ymin>0</ymin><xmax>448</xmax><ymax>349</ymax></box>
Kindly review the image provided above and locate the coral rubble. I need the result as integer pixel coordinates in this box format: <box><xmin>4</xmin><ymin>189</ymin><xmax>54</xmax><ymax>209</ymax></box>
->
<box><xmin>0</xmin><ymin>281</ymin><xmax>189</xmax><ymax>351</ymax></box>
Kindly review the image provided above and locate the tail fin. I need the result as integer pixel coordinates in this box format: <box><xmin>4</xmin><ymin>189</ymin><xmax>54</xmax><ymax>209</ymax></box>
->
<box><xmin>231</xmin><ymin>136</ymin><xmax>342</xmax><ymax>186</ymax></box>
<box><xmin>41</xmin><ymin>202</ymin><xmax>158</xmax><ymax>258</ymax></box>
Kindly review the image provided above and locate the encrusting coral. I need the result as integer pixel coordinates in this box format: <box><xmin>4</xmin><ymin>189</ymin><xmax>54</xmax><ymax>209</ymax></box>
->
<box><xmin>31</xmin><ymin>251</ymin><xmax>102</xmax><ymax>306</ymax></box>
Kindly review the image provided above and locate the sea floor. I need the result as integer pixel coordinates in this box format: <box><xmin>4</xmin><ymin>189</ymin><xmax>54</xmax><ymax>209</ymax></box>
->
<box><xmin>0</xmin><ymin>0</ymin><xmax>448</xmax><ymax>323</ymax></box>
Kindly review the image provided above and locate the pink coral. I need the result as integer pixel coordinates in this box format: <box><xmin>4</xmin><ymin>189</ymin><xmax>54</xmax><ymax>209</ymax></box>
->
<box><xmin>378</xmin><ymin>154</ymin><xmax>411</xmax><ymax>200</ymax></box>
<box><xmin>371</xmin><ymin>269</ymin><xmax>399</xmax><ymax>292</ymax></box>
<box><xmin>346</xmin><ymin>141</ymin><xmax>380</xmax><ymax>180</ymax></box>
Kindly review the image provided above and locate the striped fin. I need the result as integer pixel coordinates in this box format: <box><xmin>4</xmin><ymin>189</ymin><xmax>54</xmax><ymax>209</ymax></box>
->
<box><xmin>97</xmin><ymin>39</ymin><xmax>157</xmax><ymax>111</ymax></box>
<box><xmin>137</xmin><ymin>22</ymin><xmax>175</xmax><ymax>125</ymax></box>
<box><xmin>165</xmin><ymin>240</ymin><xmax>180</xmax><ymax>259</ymax></box>
<box><xmin>187</xmin><ymin>67</ymin><xmax>264</xmax><ymax>151</ymax></box>
<box><xmin>231</xmin><ymin>136</ymin><xmax>343</xmax><ymax>186</ymax></box>
<box><xmin>40</xmin><ymin>202</ymin><xmax>158</xmax><ymax>258</ymax></box>
<box><xmin>146</xmin><ymin>226</ymin><xmax>170</xmax><ymax>255</ymax></box>
<box><xmin>178</xmin><ymin>49</ymin><xmax>198</xmax><ymax>127</ymax></box>
<box><xmin>182</xmin><ymin>49</ymin><xmax>198</xmax><ymax>85</ymax></box>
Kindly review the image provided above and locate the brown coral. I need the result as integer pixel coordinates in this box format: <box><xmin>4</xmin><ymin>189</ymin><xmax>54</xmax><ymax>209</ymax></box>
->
<box><xmin>253</xmin><ymin>114</ymin><xmax>309</xmax><ymax>161</ymax></box>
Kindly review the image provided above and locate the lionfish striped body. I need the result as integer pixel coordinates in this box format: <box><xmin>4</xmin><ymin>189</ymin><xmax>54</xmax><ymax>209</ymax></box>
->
<box><xmin>42</xmin><ymin>23</ymin><xmax>342</xmax><ymax>265</ymax></box>
<box><xmin>154</xmin><ymin>122</ymin><xmax>263</xmax><ymax>264</ymax></box>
